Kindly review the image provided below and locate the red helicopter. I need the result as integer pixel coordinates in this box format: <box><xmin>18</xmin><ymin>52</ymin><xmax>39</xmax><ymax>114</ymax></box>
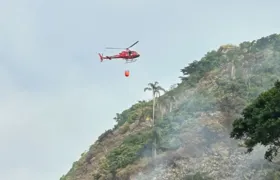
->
<box><xmin>98</xmin><ymin>41</ymin><xmax>140</xmax><ymax>63</ymax></box>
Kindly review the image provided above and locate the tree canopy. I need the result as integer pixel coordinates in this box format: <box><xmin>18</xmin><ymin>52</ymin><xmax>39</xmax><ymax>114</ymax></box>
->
<box><xmin>230</xmin><ymin>80</ymin><xmax>280</xmax><ymax>161</ymax></box>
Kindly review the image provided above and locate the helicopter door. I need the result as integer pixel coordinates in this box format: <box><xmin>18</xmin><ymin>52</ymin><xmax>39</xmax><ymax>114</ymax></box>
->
<box><xmin>128</xmin><ymin>50</ymin><xmax>132</xmax><ymax>57</ymax></box>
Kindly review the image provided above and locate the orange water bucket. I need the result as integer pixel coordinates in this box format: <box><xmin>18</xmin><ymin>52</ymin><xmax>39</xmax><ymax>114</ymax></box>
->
<box><xmin>124</xmin><ymin>70</ymin><xmax>130</xmax><ymax>77</ymax></box>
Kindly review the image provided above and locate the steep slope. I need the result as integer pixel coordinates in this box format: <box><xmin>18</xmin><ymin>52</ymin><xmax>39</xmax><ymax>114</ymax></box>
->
<box><xmin>60</xmin><ymin>34</ymin><xmax>280</xmax><ymax>180</ymax></box>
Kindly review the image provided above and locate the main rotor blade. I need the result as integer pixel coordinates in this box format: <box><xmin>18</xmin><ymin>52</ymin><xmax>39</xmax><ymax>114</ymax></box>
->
<box><xmin>127</xmin><ymin>41</ymin><xmax>139</xmax><ymax>49</ymax></box>
<box><xmin>105</xmin><ymin>47</ymin><xmax>125</xmax><ymax>49</ymax></box>
<box><xmin>105</xmin><ymin>41</ymin><xmax>139</xmax><ymax>49</ymax></box>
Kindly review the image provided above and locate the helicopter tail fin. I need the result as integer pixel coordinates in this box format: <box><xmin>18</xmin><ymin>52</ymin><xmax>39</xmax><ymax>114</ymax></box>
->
<box><xmin>98</xmin><ymin>53</ymin><xmax>103</xmax><ymax>62</ymax></box>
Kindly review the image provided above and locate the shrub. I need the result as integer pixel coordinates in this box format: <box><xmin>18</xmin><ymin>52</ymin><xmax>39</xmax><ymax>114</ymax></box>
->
<box><xmin>106</xmin><ymin>130</ymin><xmax>152</xmax><ymax>172</ymax></box>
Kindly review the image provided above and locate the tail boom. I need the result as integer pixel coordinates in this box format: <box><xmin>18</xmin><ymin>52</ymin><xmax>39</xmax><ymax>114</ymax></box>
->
<box><xmin>99</xmin><ymin>54</ymin><xmax>115</xmax><ymax>62</ymax></box>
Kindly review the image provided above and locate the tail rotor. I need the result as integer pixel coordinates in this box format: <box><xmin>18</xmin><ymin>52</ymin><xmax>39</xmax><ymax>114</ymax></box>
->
<box><xmin>98</xmin><ymin>53</ymin><xmax>103</xmax><ymax>62</ymax></box>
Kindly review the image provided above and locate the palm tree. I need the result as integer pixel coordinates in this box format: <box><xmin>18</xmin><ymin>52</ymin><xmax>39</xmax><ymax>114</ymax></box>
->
<box><xmin>144</xmin><ymin>81</ymin><xmax>166</xmax><ymax>159</ymax></box>
<box><xmin>144</xmin><ymin>81</ymin><xmax>166</xmax><ymax>123</ymax></box>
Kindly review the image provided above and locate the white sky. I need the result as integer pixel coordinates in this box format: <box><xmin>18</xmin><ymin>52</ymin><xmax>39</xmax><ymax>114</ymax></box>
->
<box><xmin>0</xmin><ymin>0</ymin><xmax>280</xmax><ymax>179</ymax></box>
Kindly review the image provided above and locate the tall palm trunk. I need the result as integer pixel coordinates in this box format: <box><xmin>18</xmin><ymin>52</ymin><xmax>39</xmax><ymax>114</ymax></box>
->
<box><xmin>152</xmin><ymin>92</ymin><xmax>155</xmax><ymax>125</ymax></box>
<box><xmin>152</xmin><ymin>92</ymin><xmax>157</xmax><ymax>159</ymax></box>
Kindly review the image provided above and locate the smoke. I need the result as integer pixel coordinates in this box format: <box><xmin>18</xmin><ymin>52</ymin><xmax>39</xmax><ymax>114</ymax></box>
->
<box><xmin>132</xmin><ymin>44</ymin><xmax>280</xmax><ymax>179</ymax></box>
<box><xmin>133</xmin><ymin>110</ymin><xmax>275</xmax><ymax>180</ymax></box>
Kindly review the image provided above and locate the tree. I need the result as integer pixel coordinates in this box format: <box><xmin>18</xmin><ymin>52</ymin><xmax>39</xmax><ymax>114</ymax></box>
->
<box><xmin>144</xmin><ymin>81</ymin><xmax>166</xmax><ymax>159</ymax></box>
<box><xmin>136</xmin><ymin>100</ymin><xmax>152</xmax><ymax>123</ymax></box>
<box><xmin>113</xmin><ymin>113</ymin><xmax>122</xmax><ymax>123</ymax></box>
<box><xmin>230</xmin><ymin>80</ymin><xmax>280</xmax><ymax>161</ymax></box>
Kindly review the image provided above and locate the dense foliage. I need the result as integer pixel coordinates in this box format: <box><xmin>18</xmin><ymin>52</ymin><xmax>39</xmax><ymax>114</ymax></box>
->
<box><xmin>230</xmin><ymin>80</ymin><xmax>280</xmax><ymax>161</ymax></box>
<box><xmin>180</xmin><ymin>50</ymin><xmax>221</xmax><ymax>86</ymax></box>
<box><xmin>113</xmin><ymin>100</ymin><xmax>153</xmax><ymax>129</ymax></box>
<box><xmin>106</xmin><ymin>131</ymin><xmax>152</xmax><ymax>172</ymax></box>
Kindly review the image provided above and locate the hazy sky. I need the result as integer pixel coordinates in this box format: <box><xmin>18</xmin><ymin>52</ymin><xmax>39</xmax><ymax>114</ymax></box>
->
<box><xmin>0</xmin><ymin>0</ymin><xmax>280</xmax><ymax>179</ymax></box>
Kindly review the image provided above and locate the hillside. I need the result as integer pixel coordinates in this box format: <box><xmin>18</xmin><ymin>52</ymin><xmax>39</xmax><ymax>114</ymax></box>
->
<box><xmin>60</xmin><ymin>34</ymin><xmax>280</xmax><ymax>180</ymax></box>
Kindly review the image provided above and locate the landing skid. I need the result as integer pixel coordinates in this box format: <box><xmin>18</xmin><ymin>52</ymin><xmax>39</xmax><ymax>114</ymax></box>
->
<box><xmin>125</xmin><ymin>59</ymin><xmax>137</xmax><ymax>64</ymax></box>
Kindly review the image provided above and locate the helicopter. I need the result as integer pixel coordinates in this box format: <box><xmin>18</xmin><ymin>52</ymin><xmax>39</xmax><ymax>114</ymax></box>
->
<box><xmin>98</xmin><ymin>41</ymin><xmax>140</xmax><ymax>63</ymax></box>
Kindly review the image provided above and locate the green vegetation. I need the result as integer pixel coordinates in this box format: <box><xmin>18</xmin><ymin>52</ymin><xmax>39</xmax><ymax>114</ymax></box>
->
<box><xmin>106</xmin><ymin>131</ymin><xmax>152</xmax><ymax>173</ymax></box>
<box><xmin>61</xmin><ymin>34</ymin><xmax>280</xmax><ymax>180</ymax></box>
<box><xmin>230</xmin><ymin>80</ymin><xmax>280</xmax><ymax>161</ymax></box>
<box><xmin>180</xmin><ymin>50</ymin><xmax>222</xmax><ymax>86</ymax></box>
<box><xmin>113</xmin><ymin>100</ymin><xmax>153</xmax><ymax>129</ymax></box>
